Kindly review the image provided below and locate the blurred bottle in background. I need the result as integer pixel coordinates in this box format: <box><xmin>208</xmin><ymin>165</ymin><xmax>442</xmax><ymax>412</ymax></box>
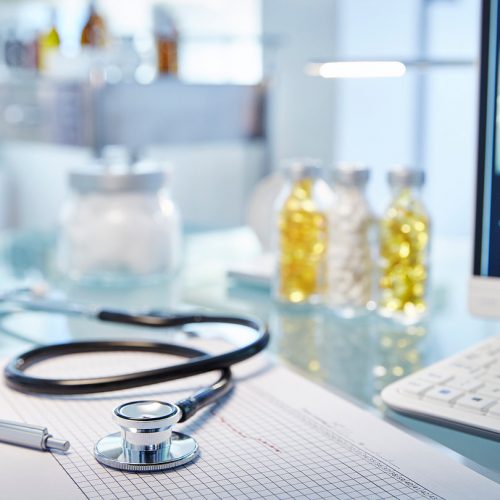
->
<box><xmin>4</xmin><ymin>29</ymin><xmax>24</xmax><ymax>68</ymax></box>
<box><xmin>378</xmin><ymin>167</ymin><xmax>430</xmax><ymax>324</ymax></box>
<box><xmin>153</xmin><ymin>4</ymin><xmax>178</xmax><ymax>75</ymax></box>
<box><xmin>38</xmin><ymin>8</ymin><xmax>60</xmax><ymax>71</ymax></box>
<box><xmin>81</xmin><ymin>1</ymin><xmax>107</xmax><ymax>48</ymax></box>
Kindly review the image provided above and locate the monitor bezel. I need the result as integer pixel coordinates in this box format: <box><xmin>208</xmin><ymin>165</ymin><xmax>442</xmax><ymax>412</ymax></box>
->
<box><xmin>473</xmin><ymin>0</ymin><xmax>499</xmax><ymax>276</ymax></box>
<box><xmin>469</xmin><ymin>0</ymin><xmax>500</xmax><ymax>317</ymax></box>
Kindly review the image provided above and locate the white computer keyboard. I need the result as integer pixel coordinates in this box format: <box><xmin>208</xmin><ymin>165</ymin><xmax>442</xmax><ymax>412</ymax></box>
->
<box><xmin>381</xmin><ymin>336</ymin><xmax>500</xmax><ymax>440</ymax></box>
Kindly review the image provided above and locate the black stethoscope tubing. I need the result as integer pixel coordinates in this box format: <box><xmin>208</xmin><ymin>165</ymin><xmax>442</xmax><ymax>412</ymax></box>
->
<box><xmin>4</xmin><ymin>311</ymin><xmax>270</xmax><ymax>422</ymax></box>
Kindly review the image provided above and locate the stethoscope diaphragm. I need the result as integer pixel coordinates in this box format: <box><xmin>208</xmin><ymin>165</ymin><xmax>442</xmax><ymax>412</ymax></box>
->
<box><xmin>94</xmin><ymin>400</ymin><xmax>199</xmax><ymax>472</ymax></box>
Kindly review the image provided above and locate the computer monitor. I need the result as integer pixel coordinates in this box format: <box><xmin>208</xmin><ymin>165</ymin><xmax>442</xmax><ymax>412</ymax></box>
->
<box><xmin>470</xmin><ymin>0</ymin><xmax>500</xmax><ymax>316</ymax></box>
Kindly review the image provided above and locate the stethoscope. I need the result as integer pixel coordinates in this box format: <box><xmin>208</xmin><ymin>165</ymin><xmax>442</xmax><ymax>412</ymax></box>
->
<box><xmin>0</xmin><ymin>286</ymin><xmax>270</xmax><ymax>472</ymax></box>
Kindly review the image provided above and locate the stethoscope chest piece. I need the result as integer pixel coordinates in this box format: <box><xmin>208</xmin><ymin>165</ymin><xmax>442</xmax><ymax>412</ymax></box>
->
<box><xmin>94</xmin><ymin>400</ymin><xmax>199</xmax><ymax>472</ymax></box>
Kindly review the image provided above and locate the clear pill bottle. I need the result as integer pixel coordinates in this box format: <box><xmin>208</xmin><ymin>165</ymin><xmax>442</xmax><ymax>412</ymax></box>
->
<box><xmin>272</xmin><ymin>159</ymin><xmax>334</xmax><ymax>305</ymax></box>
<box><xmin>326</xmin><ymin>163</ymin><xmax>375</xmax><ymax>317</ymax></box>
<box><xmin>378</xmin><ymin>166</ymin><xmax>430</xmax><ymax>324</ymax></box>
<box><xmin>57</xmin><ymin>160</ymin><xmax>181</xmax><ymax>286</ymax></box>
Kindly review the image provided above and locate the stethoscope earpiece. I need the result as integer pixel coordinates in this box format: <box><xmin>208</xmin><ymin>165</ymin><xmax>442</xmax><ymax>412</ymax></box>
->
<box><xmin>94</xmin><ymin>400</ymin><xmax>199</xmax><ymax>471</ymax></box>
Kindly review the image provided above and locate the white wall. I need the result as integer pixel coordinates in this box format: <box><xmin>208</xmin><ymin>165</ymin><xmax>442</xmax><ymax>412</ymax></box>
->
<box><xmin>331</xmin><ymin>0</ymin><xmax>421</xmax><ymax>213</ymax></box>
<box><xmin>262</xmin><ymin>0</ymin><xmax>338</xmax><ymax>168</ymax></box>
<box><xmin>423</xmin><ymin>0</ymin><xmax>480</xmax><ymax>238</ymax></box>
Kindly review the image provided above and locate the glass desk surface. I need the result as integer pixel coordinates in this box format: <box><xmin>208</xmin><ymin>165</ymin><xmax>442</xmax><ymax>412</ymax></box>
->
<box><xmin>0</xmin><ymin>227</ymin><xmax>499</xmax><ymax>483</ymax></box>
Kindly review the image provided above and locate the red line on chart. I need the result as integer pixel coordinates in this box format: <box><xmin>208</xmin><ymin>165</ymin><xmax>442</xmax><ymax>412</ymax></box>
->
<box><xmin>210</xmin><ymin>409</ymin><xmax>282</xmax><ymax>453</ymax></box>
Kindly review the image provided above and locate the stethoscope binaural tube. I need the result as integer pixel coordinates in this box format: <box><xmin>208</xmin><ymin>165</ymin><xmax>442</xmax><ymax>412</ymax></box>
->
<box><xmin>4</xmin><ymin>313</ymin><xmax>270</xmax><ymax>423</ymax></box>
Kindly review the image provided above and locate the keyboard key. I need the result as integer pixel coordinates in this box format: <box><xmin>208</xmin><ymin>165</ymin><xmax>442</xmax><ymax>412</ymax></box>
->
<box><xmin>418</xmin><ymin>371</ymin><xmax>451</xmax><ymax>385</ymax></box>
<box><xmin>475</xmin><ymin>340</ymin><xmax>497</xmax><ymax>353</ymax></box>
<box><xmin>424</xmin><ymin>386</ymin><xmax>463</xmax><ymax>404</ymax></box>
<box><xmin>462</xmin><ymin>352</ymin><xmax>495</xmax><ymax>367</ymax></box>
<box><xmin>476</xmin><ymin>384</ymin><xmax>500</xmax><ymax>399</ymax></box>
<box><xmin>484</xmin><ymin>371</ymin><xmax>500</xmax><ymax>385</ymax></box>
<box><xmin>447</xmin><ymin>377</ymin><xmax>483</xmax><ymax>392</ymax></box>
<box><xmin>399</xmin><ymin>379</ymin><xmax>433</xmax><ymax>396</ymax></box>
<box><xmin>486</xmin><ymin>341</ymin><xmax>500</xmax><ymax>355</ymax></box>
<box><xmin>457</xmin><ymin>379</ymin><xmax>484</xmax><ymax>392</ymax></box>
<box><xmin>488</xmin><ymin>362</ymin><xmax>500</xmax><ymax>372</ymax></box>
<box><xmin>455</xmin><ymin>394</ymin><xmax>497</xmax><ymax>413</ymax></box>
<box><xmin>487</xmin><ymin>403</ymin><xmax>500</xmax><ymax>418</ymax></box>
<box><xmin>449</xmin><ymin>360</ymin><xmax>487</xmax><ymax>373</ymax></box>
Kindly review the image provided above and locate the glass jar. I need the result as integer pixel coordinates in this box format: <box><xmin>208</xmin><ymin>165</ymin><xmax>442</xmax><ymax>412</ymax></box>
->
<box><xmin>326</xmin><ymin>164</ymin><xmax>375</xmax><ymax>317</ymax></box>
<box><xmin>272</xmin><ymin>159</ymin><xmax>333</xmax><ymax>305</ymax></box>
<box><xmin>57</xmin><ymin>160</ymin><xmax>181</xmax><ymax>286</ymax></box>
<box><xmin>378</xmin><ymin>167</ymin><xmax>430</xmax><ymax>324</ymax></box>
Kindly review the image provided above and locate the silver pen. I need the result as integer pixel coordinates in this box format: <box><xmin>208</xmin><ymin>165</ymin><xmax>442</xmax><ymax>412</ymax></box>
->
<box><xmin>0</xmin><ymin>418</ymin><xmax>70</xmax><ymax>452</ymax></box>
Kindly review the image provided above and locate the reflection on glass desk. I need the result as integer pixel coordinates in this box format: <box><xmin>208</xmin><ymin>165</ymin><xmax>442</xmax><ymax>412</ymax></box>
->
<box><xmin>0</xmin><ymin>227</ymin><xmax>499</xmax><ymax>481</ymax></box>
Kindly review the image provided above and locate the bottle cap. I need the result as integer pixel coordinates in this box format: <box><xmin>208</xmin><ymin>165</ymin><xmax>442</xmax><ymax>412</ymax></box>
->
<box><xmin>387</xmin><ymin>166</ymin><xmax>425</xmax><ymax>188</ymax></box>
<box><xmin>153</xmin><ymin>5</ymin><xmax>177</xmax><ymax>38</ymax></box>
<box><xmin>332</xmin><ymin>163</ymin><xmax>370</xmax><ymax>187</ymax></box>
<box><xmin>281</xmin><ymin>158</ymin><xmax>323</xmax><ymax>180</ymax></box>
<box><xmin>70</xmin><ymin>159</ymin><xmax>168</xmax><ymax>194</ymax></box>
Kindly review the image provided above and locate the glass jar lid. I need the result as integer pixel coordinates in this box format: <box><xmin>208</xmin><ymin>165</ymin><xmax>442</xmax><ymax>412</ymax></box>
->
<box><xmin>388</xmin><ymin>166</ymin><xmax>425</xmax><ymax>188</ymax></box>
<box><xmin>69</xmin><ymin>161</ymin><xmax>167</xmax><ymax>194</ymax></box>
<box><xmin>282</xmin><ymin>158</ymin><xmax>323</xmax><ymax>180</ymax></box>
<box><xmin>332</xmin><ymin>163</ymin><xmax>370</xmax><ymax>187</ymax></box>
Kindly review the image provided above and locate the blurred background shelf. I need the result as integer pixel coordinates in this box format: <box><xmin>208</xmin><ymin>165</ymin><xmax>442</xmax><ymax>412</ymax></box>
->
<box><xmin>0</xmin><ymin>76</ymin><xmax>266</xmax><ymax>152</ymax></box>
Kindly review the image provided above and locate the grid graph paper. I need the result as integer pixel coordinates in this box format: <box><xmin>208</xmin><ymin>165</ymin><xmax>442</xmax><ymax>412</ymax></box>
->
<box><xmin>0</xmin><ymin>351</ymin><xmax>490</xmax><ymax>499</ymax></box>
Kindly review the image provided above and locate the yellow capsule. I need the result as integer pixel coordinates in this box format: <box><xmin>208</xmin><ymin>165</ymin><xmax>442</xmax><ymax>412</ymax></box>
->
<box><xmin>403</xmin><ymin>302</ymin><xmax>417</xmax><ymax>315</ymax></box>
<box><xmin>399</xmin><ymin>241</ymin><xmax>411</xmax><ymax>258</ymax></box>
<box><xmin>409</xmin><ymin>264</ymin><xmax>426</xmax><ymax>281</ymax></box>
<box><xmin>416</xmin><ymin>231</ymin><xmax>429</xmax><ymax>248</ymax></box>
<box><xmin>384</xmin><ymin>298</ymin><xmax>402</xmax><ymax>311</ymax></box>
<box><xmin>414</xmin><ymin>220</ymin><xmax>426</xmax><ymax>232</ymax></box>
<box><xmin>301</xmin><ymin>200</ymin><xmax>316</xmax><ymax>212</ymax></box>
<box><xmin>379</xmin><ymin>275</ymin><xmax>392</xmax><ymax>289</ymax></box>
<box><xmin>290</xmin><ymin>212</ymin><xmax>305</xmax><ymax>224</ymax></box>
<box><xmin>414</xmin><ymin>301</ymin><xmax>427</xmax><ymax>313</ymax></box>
<box><xmin>289</xmin><ymin>290</ymin><xmax>306</xmax><ymax>303</ymax></box>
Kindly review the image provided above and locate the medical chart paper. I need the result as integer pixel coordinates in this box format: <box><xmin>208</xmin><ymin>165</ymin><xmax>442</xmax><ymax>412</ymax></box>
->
<box><xmin>0</xmin><ymin>351</ymin><xmax>499</xmax><ymax>500</ymax></box>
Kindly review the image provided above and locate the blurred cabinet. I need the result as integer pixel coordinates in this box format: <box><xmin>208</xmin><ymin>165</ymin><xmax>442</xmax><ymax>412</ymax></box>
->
<box><xmin>0</xmin><ymin>75</ymin><xmax>266</xmax><ymax>152</ymax></box>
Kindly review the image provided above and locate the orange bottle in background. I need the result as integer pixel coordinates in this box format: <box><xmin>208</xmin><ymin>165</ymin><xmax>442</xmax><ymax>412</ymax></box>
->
<box><xmin>81</xmin><ymin>1</ymin><xmax>107</xmax><ymax>48</ymax></box>
<box><xmin>153</xmin><ymin>4</ymin><xmax>178</xmax><ymax>75</ymax></box>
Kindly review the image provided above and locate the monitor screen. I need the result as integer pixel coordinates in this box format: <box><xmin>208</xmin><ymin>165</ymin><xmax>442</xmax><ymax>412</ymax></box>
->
<box><xmin>474</xmin><ymin>0</ymin><xmax>500</xmax><ymax>278</ymax></box>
